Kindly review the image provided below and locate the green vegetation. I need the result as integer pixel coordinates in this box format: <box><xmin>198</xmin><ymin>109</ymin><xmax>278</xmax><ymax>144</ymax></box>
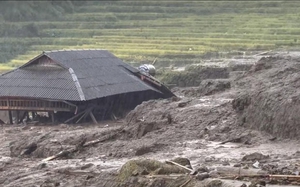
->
<box><xmin>1</xmin><ymin>0</ymin><xmax>300</xmax><ymax>72</ymax></box>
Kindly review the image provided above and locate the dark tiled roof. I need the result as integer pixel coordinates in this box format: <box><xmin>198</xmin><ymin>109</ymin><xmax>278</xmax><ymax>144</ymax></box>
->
<box><xmin>0</xmin><ymin>49</ymin><xmax>161</xmax><ymax>101</ymax></box>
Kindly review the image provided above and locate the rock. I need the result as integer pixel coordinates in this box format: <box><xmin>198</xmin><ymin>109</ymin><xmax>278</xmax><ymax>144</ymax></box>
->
<box><xmin>117</xmin><ymin>159</ymin><xmax>187</xmax><ymax>182</ymax></box>
<box><xmin>222</xmin><ymin>161</ymin><xmax>230</xmax><ymax>166</ymax></box>
<box><xmin>37</xmin><ymin>162</ymin><xmax>47</xmax><ymax>169</ymax></box>
<box><xmin>197</xmin><ymin>166</ymin><xmax>209</xmax><ymax>173</ymax></box>
<box><xmin>207</xmin><ymin>179</ymin><xmax>223</xmax><ymax>187</ymax></box>
<box><xmin>132</xmin><ymin>169</ymin><xmax>139</xmax><ymax>176</ymax></box>
<box><xmin>135</xmin><ymin>146</ymin><xmax>152</xmax><ymax>156</ymax></box>
<box><xmin>178</xmin><ymin>101</ymin><xmax>191</xmax><ymax>107</ymax></box>
<box><xmin>234</xmin><ymin>163</ymin><xmax>242</xmax><ymax>167</ymax></box>
<box><xmin>21</xmin><ymin>125</ymin><xmax>31</xmax><ymax>130</ymax></box>
<box><xmin>242</xmin><ymin>152</ymin><xmax>269</xmax><ymax>161</ymax></box>
<box><xmin>80</xmin><ymin>163</ymin><xmax>94</xmax><ymax>170</ymax></box>
<box><xmin>208</xmin><ymin>170</ymin><xmax>219</xmax><ymax>178</ymax></box>
<box><xmin>59</xmin><ymin>124</ymin><xmax>68</xmax><ymax>128</ymax></box>
<box><xmin>252</xmin><ymin>161</ymin><xmax>260</xmax><ymax>169</ymax></box>
<box><xmin>21</xmin><ymin>142</ymin><xmax>38</xmax><ymax>155</ymax></box>
<box><xmin>86</xmin><ymin>175</ymin><xmax>94</xmax><ymax>180</ymax></box>
<box><xmin>196</xmin><ymin>172</ymin><xmax>209</xmax><ymax>180</ymax></box>
<box><xmin>205</xmin><ymin>156</ymin><xmax>216</xmax><ymax>162</ymax></box>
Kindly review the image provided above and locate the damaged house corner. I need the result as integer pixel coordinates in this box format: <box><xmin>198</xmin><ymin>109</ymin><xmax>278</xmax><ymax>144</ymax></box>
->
<box><xmin>0</xmin><ymin>49</ymin><xmax>175</xmax><ymax>125</ymax></box>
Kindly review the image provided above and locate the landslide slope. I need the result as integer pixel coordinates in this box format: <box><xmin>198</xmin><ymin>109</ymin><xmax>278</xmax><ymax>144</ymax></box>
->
<box><xmin>232</xmin><ymin>52</ymin><xmax>300</xmax><ymax>139</ymax></box>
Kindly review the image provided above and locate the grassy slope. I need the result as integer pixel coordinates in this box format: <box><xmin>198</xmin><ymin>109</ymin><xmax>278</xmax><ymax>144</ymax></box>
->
<box><xmin>1</xmin><ymin>1</ymin><xmax>300</xmax><ymax>72</ymax></box>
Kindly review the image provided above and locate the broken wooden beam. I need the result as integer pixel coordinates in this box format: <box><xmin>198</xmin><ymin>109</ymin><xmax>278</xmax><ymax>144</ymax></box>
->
<box><xmin>64</xmin><ymin>110</ymin><xmax>86</xmax><ymax>123</ymax></box>
<box><xmin>165</xmin><ymin>160</ymin><xmax>197</xmax><ymax>175</ymax></box>
<box><xmin>221</xmin><ymin>173</ymin><xmax>300</xmax><ymax>182</ymax></box>
<box><xmin>75</xmin><ymin>111</ymin><xmax>88</xmax><ymax>124</ymax></box>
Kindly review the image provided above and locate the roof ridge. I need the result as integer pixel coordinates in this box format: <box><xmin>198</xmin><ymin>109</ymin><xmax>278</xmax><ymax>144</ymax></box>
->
<box><xmin>68</xmin><ymin>68</ymin><xmax>86</xmax><ymax>101</ymax></box>
<box><xmin>44</xmin><ymin>49</ymin><xmax>108</xmax><ymax>53</ymax></box>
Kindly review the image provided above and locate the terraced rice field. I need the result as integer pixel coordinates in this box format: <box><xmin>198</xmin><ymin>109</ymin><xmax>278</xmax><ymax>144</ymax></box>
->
<box><xmin>1</xmin><ymin>1</ymin><xmax>300</xmax><ymax>72</ymax></box>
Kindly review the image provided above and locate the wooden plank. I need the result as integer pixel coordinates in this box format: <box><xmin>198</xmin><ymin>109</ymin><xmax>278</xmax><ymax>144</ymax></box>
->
<box><xmin>76</xmin><ymin>107</ymin><xmax>95</xmax><ymax>124</ymax></box>
<box><xmin>75</xmin><ymin>111</ymin><xmax>88</xmax><ymax>124</ymax></box>
<box><xmin>64</xmin><ymin>110</ymin><xmax>86</xmax><ymax>123</ymax></box>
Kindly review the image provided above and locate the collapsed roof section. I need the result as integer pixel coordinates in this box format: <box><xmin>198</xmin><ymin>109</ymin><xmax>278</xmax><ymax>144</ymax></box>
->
<box><xmin>0</xmin><ymin>49</ymin><xmax>174</xmax><ymax>101</ymax></box>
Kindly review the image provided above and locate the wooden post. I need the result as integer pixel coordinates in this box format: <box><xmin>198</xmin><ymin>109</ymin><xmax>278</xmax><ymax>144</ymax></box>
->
<box><xmin>76</xmin><ymin>111</ymin><xmax>88</xmax><ymax>124</ymax></box>
<box><xmin>50</xmin><ymin>111</ymin><xmax>55</xmax><ymax>124</ymax></box>
<box><xmin>64</xmin><ymin>110</ymin><xmax>86</xmax><ymax>124</ymax></box>
<box><xmin>89</xmin><ymin>111</ymin><xmax>98</xmax><ymax>124</ymax></box>
<box><xmin>8</xmin><ymin>110</ymin><xmax>13</xmax><ymax>125</ymax></box>
<box><xmin>20</xmin><ymin>111</ymin><xmax>28</xmax><ymax>123</ymax></box>
<box><xmin>16</xmin><ymin>111</ymin><xmax>20</xmax><ymax>124</ymax></box>
<box><xmin>32</xmin><ymin>112</ymin><xmax>36</xmax><ymax>120</ymax></box>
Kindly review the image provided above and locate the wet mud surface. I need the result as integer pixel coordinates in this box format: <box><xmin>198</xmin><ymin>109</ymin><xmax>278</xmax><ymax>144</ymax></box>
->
<box><xmin>1</xmin><ymin>51</ymin><xmax>300</xmax><ymax>186</ymax></box>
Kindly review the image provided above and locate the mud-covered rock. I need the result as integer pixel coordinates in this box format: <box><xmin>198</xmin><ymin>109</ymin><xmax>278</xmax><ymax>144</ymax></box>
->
<box><xmin>196</xmin><ymin>172</ymin><xmax>209</xmax><ymax>181</ymax></box>
<box><xmin>135</xmin><ymin>146</ymin><xmax>153</xmax><ymax>156</ymax></box>
<box><xmin>242</xmin><ymin>152</ymin><xmax>270</xmax><ymax>161</ymax></box>
<box><xmin>206</xmin><ymin>179</ymin><xmax>223</xmax><ymax>187</ymax></box>
<box><xmin>117</xmin><ymin>159</ymin><xmax>188</xmax><ymax>182</ymax></box>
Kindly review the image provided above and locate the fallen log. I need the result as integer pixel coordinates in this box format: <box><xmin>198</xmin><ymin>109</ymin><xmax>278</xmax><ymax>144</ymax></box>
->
<box><xmin>214</xmin><ymin>166</ymin><xmax>267</xmax><ymax>176</ymax></box>
<box><xmin>221</xmin><ymin>174</ymin><xmax>300</xmax><ymax>182</ymax></box>
<box><xmin>145</xmin><ymin>174</ymin><xmax>184</xmax><ymax>179</ymax></box>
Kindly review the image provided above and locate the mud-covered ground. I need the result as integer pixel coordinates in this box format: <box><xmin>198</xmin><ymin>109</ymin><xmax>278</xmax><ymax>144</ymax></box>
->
<box><xmin>1</xmin><ymin>51</ymin><xmax>300</xmax><ymax>187</ymax></box>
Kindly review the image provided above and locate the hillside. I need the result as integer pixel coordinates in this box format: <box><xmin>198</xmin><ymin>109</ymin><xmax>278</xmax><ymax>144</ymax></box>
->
<box><xmin>1</xmin><ymin>1</ymin><xmax>300</xmax><ymax>72</ymax></box>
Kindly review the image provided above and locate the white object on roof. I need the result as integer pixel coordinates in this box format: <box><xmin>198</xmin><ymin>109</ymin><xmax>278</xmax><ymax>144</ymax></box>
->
<box><xmin>138</xmin><ymin>64</ymin><xmax>156</xmax><ymax>76</ymax></box>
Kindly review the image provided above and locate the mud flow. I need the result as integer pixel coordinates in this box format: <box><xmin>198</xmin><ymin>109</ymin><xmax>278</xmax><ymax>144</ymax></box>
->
<box><xmin>1</xmin><ymin>51</ymin><xmax>300</xmax><ymax>186</ymax></box>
